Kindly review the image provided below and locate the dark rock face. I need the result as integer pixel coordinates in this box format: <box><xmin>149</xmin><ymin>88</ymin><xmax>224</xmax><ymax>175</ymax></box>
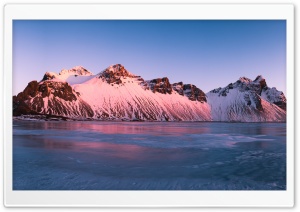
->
<box><xmin>17</xmin><ymin>81</ymin><xmax>40</xmax><ymax>99</ymax></box>
<box><xmin>13</xmin><ymin>95</ymin><xmax>39</xmax><ymax>116</ymax></box>
<box><xmin>38</xmin><ymin>81</ymin><xmax>77</xmax><ymax>101</ymax></box>
<box><xmin>149</xmin><ymin>77</ymin><xmax>172</xmax><ymax>94</ymax></box>
<box><xmin>172</xmin><ymin>82</ymin><xmax>184</xmax><ymax>95</ymax></box>
<box><xmin>243</xmin><ymin>92</ymin><xmax>263</xmax><ymax>111</ymax></box>
<box><xmin>273</xmin><ymin>100</ymin><xmax>286</xmax><ymax>111</ymax></box>
<box><xmin>15</xmin><ymin>80</ymin><xmax>77</xmax><ymax>102</ymax></box>
<box><xmin>13</xmin><ymin>80</ymin><xmax>93</xmax><ymax>117</ymax></box>
<box><xmin>182</xmin><ymin>84</ymin><xmax>207</xmax><ymax>102</ymax></box>
<box><xmin>254</xmin><ymin>75</ymin><xmax>267</xmax><ymax>94</ymax></box>
<box><xmin>13</xmin><ymin>81</ymin><xmax>40</xmax><ymax>116</ymax></box>
<box><xmin>252</xmin><ymin>76</ymin><xmax>285</xmax><ymax>111</ymax></box>
<box><xmin>99</xmin><ymin>64</ymin><xmax>135</xmax><ymax>84</ymax></box>
<box><xmin>262</xmin><ymin>87</ymin><xmax>286</xmax><ymax>111</ymax></box>
<box><xmin>173</xmin><ymin>82</ymin><xmax>207</xmax><ymax>102</ymax></box>
<box><xmin>210</xmin><ymin>87</ymin><xmax>222</xmax><ymax>94</ymax></box>
<box><xmin>42</xmin><ymin>72</ymin><xmax>56</xmax><ymax>81</ymax></box>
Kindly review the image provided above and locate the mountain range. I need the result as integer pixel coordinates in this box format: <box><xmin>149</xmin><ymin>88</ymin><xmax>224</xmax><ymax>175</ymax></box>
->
<box><xmin>13</xmin><ymin>64</ymin><xmax>286</xmax><ymax>122</ymax></box>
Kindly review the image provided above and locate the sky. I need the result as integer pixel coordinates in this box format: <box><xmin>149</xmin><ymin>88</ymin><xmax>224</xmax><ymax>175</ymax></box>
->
<box><xmin>13</xmin><ymin>20</ymin><xmax>286</xmax><ymax>95</ymax></box>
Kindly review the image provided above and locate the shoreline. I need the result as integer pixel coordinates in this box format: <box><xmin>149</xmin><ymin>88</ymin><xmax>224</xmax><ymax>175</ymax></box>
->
<box><xmin>12</xmin><ymin>115</ymin><xmax>287</xmax><ymax>123</ymax></box>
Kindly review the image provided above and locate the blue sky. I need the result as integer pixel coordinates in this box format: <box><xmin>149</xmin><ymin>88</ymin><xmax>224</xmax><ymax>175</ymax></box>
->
<box><xmin>13</xmin><ymin>20</ymin><xmax>286</xmax><ymax>95</ymax></box>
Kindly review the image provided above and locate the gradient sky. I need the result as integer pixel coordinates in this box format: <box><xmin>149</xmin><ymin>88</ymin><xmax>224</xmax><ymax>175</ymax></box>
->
<box><xmin>13</xmin><ymin>20</ymin><xmax>286</xmax><ymax>95</ymax></box>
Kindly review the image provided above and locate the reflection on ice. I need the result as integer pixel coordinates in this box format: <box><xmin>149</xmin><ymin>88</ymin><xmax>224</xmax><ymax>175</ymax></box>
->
<box><xmin>13</xmin><ymin>121</ymin><xmax>286</xmax><ymax>190</ymax></box>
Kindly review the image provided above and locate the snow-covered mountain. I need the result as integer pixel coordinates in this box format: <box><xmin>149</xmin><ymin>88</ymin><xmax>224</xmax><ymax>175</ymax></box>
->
<box><xmin>13</xmin><ymin>64</ymin><xmax>286</xmax><ymax>122</ymax></box>
<box><xmin>73</xmin><ymin>64</ymin><xmax>211</xmax><ymax>121</ymax></box>
<box><xmin>206</xmin><ymin>76</ymin><xmax>286</xmax><ymax>122</ymax></box>
<box><xmin>13</xmin><ymin>64</ymin><xmax>211</xmax><ymax>121</ymax></box>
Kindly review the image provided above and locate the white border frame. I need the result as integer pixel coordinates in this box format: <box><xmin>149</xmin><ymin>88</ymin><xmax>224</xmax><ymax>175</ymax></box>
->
<box><xmin>3</xmin><ymin>4</ymin><xmax>294</xmax><ymax>207</ymax></box>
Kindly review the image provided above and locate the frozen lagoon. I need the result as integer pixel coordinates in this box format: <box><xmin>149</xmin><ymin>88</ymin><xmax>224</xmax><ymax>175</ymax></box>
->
<box><xmin>13</xmin><ymin>120</ymin><xmax>286</xmax><ymax>190</ymax></box>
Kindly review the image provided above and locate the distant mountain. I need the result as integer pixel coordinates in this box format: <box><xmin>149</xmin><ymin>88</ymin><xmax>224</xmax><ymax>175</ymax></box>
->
<box><xmin>13</xmin><ymin>64</ymin><xmax>286</xmax><ymax>122</ymax></box>
<box><xmin>206</xmin><ymin>76</ymin><xmax>286</xmax><ymax>122</ymax></box>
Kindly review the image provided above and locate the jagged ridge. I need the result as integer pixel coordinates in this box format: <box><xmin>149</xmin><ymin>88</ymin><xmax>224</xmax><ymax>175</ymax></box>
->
<box><xmin>13</xmin><ymin>64</ymin><xmax>286</xmax><ymax>122</ymax></box>
<box><xmin>207</xmin><ymin>76</ymin><xmax>286</xmax><ymax>122</ymax></box>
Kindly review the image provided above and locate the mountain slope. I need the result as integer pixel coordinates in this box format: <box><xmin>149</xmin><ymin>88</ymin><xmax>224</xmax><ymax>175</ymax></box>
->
<box><xmin>73</xmin><ymin>64</ymin><xmax>211</xmax><ymax>121</ymax></box>
<box><xmin>13</xmin><ymin>64</ymin><xmax>286</xmax><ymax>122</ymax></box>
<box><xmin>13</xmin><ymin>64</ymin><xmax>211</xmax><ymax>121</ymax></box>
<box><xmin>206</xmin><ymin>76</ymin><xmax>286</xmax><ymax>122</ymax></box>
<box><xmin>13</xmin><ymin>80</ymin><xmax>94</xmax><ymax>118</ymax></box>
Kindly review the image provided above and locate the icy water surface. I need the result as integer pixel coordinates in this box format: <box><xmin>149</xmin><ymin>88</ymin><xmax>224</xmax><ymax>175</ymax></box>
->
<box><xmin>13</xmin><ymin>121</ymin><xmax>286</xmax><ymax>190</ymax></box>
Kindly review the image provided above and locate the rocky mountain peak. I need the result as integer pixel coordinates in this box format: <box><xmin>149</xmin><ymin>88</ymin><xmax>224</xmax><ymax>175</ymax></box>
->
<box><xmin>103</xmin><ymin>64</ymin><xmax>134</xmax><ymax>77</ymax></box>
<box><xmin>147</xmin><ymin>77</ymin><xmax>172</xmax><ymax>94</ymax></box>
<box><xmin>253</xmin><ymin>75</ymin><xmax>267</xmax><ymax>91</ymax></box>
<box><xmin>208</xmin><ymin>75</ymin><xmax>286</xmax><ymax>112</ymax></box>
<box><xmin>238</xmin><ymin>77</ymin><xmax>252</xmax><ymax>84</ymax></box>
<box><xmin>41</xmin><ymin>72</ymin><xmax>59</xmax><ymax>81</ymax></box>
<box><xmin>13</xmin><ymin>64</ymin><xmax>286</xmax><ymax>122</ymax></box>
<box><xmin>254</xmin><ymin>75</ymin><xmax>265</xmax><ymax>82</ymax></box>
<box><xmin>173</xmin><ymin>82</ymin><xmax>207</xmax><ymax>102</ymax></box>
<box><xmin>99</xmin><ymin>64</ymin><xmax>136</xmax><ymax>84</ymax></box>
<box><xmin>232</xmin><ymin>75</ymin><xmax>267</xmax><ymax>95</ymax></box>
<box><xmin>210</xmin><ymin>75</ymin><xmax>267</xmax><ymax>97</ymax></box>
<box><xmin>12</xmin><ymin>80</ymin><xmax>86</xmax><ymax>116</ymax></box>
<box><xmin>59</xmin><ymin>66</ymin><xmax>93</xmax><ymax>76</ymax></box>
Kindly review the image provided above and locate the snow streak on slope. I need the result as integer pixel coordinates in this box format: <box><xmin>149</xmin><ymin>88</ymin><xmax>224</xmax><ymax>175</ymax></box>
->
<box><xmin>207</xmin><ymin>76</ymin><xmax>286</xmax><ymax>122</ymax></box>
<box><xmin>73</xmin><ymin>74</ymin><xmax>211</xmax><ymax>121</ymax></box>
<box><xmin>13</xmin><ymin>65</ymin><xmax>286</xmax><ymax>122</ymax></box>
